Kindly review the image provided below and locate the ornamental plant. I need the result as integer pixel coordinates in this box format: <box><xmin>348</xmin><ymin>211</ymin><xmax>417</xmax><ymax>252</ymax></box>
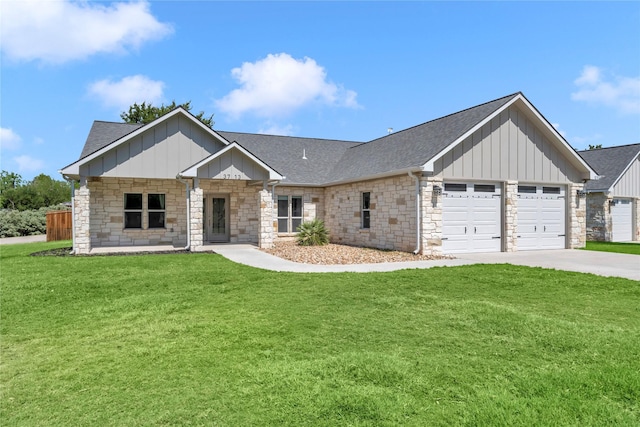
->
<box><xmin>296</xmin><ymin>219</ymin><xmax>330</xmax><ymax>246</ymax></box>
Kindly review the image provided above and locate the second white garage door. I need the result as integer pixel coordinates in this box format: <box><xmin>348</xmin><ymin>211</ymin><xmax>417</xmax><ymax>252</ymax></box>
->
<box><xmin>442</xmin><ymin>183</ymin><xmax>501</xmax><ymax>254</ymax></box>
<box><xmin>611</xmin><ymin>199</ymin><xmax>633</xmax><ymax>242</ymax></box>
<box><xmin>517</xmin><ymin>185</ymin><xmax>566</xmax><ymax>250</ymax></box>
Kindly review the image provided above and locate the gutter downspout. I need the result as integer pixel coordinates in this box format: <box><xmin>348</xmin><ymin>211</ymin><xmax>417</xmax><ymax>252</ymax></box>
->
<box><xmin>176</xmin><ymin>175</ymin><xmax>191</xmax><ymax>250</ymax></box>
<box><xmin>61</xmin><ymin>173</ymin><xmax>76</xmax><ymax>255</ymax></box>
<box><xmin>408</xmin><ymin>172</ymin><xmax>421</xmax><ymax>254</ymax></box>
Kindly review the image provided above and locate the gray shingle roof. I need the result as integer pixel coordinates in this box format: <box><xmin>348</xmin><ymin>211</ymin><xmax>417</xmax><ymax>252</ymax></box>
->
<box><xmin>578</xmin><ymin>143</ymin><xmax>640</xmax><ymax>191</ymax></box>
<box><xmin>328</xmin><ymin>93</ymin><xmax>519</xmax><ymax>182</ymax></box>
<box><xmin>80</xmin><ymin>121</ymin><xmax>143</xmax><ymax>159</ymax></box>
<box><xmin>218</xmin><ymin>131</ymin><xmax>361</xmax><ymax>185</ymax></box>
<box><xmin>72</xmin><ymin>93</ymin><xmax>522</xmax><ymax>185</ymax></box>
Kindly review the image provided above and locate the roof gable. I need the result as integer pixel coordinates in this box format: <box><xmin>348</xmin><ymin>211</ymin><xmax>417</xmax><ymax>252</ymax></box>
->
<box><xmin>579</xmin><ymin>143</ymin><xmax>640</xmax><ymax>192</ymax></box>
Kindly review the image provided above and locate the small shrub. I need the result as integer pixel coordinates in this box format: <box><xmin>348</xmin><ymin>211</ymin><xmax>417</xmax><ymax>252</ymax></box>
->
<box><xmin>296</xmin><ymin>219</ymin><xmax>330</xmax><ymax>246</ymax></box>
<box><xmin>0</xmin><ymin>205</ymin><xmax>70</xmax><ymax>238</ymax></box>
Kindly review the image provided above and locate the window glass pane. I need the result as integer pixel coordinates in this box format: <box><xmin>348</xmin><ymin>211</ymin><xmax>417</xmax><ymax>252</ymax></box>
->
<box><xmin>124</xmin><ymin>193</ymin><xmax>142</xmax><ymax>210</ymax></box>
<box><xmin>444</xmin><ymin>183</ymin><xmax>466</xmax><ymax>192</ymax></box>
<box><xmin>474</xmin><ymin>184</ymin><xmax>495</xmax><ymax>193</ymax></box>
<box><xmin>277</xmin><ymin>218</ymin><xmax>288</xmax><ymax>233</ymax></box>
<box><xmin>292</xmin><ymin>218</ymin><xmax>302</xmax><ymax>232</ymax></box>
<box><xmin>543</xmin><ymin>186</ymin><xmax>561</xmax><ymax>194</ymax></box>
<box><xmin>518</xmin><ymin>185</ymin><xmax>537</xmax><ymax>193</ymax></box>
<box><xmin>362</xmin><ymin>211</ymin><xmax>370</xmax><ymax>229</ymax></box>
<box><xmin>125</xmin><ymin>212</ymin><xmax>142</xmax><ymax>229</ymax></box>
<box><xmin>277</xmin><ymin>196</ymin><xmax>288</xmax><ymax>217</ymax></box>
<box><xmin>362</xmin><ymin>192</ymin><xmax>370</xmax><ymax>210</ymax></box>
<box><xmin>148</xmin><ymin>194</ymin><xmax>165</xmax><ymax>210</ymax></box>
<box><xmin>148</xmin><ymin>212</ymin><xmax>165</xmax><ymax>228</ymax></box>
<box><xmin>291</xmin><ymin>197</ymin><xmax>302</xmax><ymax>217</ymax></box>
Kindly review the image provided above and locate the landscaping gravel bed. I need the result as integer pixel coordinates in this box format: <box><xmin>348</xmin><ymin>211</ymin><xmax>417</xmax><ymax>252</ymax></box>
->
<box><xmin>262</xmin><ymin>241</ymin><xmax>452</xmax><ymax>265</ymax></box>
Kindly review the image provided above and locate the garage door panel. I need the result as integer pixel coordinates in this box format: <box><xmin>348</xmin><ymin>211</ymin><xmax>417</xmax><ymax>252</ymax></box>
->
<box><xmin>517</xmin><ymin>186</ymin><xmax>565</xmax><ymax>251</ymax></box>
<box><xmin>611</xmin><ymin>199</ymin><xmax>632</xmax><ymax>242</ymax></box>
<box><xmin>442</xmin><ymin>183</ymin><xmax>501</xmax><ymax>254</ymax></box>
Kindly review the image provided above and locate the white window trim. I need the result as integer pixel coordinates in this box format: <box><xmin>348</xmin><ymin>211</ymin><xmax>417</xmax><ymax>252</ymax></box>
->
<box><xmin>361</xmin><ymin>191</ymin><xmax>371</xmax><ymax>230</ymax></box>
<box><xmin>148</xmin><ymin>193</ymin><xmax>166</xmax><ymax>229</ymax></box>
<box><xmin>124</xmin><ymin>193</ymin><xmax>143</xmax><ymax>229</ymax></box>
<box><xmin>277</xmin><ymin>195</ymin><xmax>303</xmax><ymax>234</ymax></box>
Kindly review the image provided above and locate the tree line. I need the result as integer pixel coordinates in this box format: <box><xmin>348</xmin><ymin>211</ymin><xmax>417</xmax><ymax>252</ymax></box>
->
<box><xmin>1</xmin><ymin>171</ymin><xmax>71</xmax><ymax>211</ymax></box>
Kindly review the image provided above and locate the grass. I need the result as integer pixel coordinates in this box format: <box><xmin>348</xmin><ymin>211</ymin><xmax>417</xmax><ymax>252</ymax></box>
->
<box><xmin>1</xmin><ymin>241</ymin><xmax>639</xmax><ymax>426</ymax></box>
<box><xmin>583</xmin><ymin>241</ymin><xmax>640</xmax><ymax>255</ymax></box>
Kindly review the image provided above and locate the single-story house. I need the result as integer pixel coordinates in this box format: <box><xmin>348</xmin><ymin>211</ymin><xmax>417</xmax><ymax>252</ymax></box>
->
<box><xmin>578</xmin><ymin>144</ymin><xmax>640</xmax><ymax>242</ymax></box>
<box><xmin>61</xmin><ymin>92</ymin><xmax>597</xmax><ymax>255</ymax></box>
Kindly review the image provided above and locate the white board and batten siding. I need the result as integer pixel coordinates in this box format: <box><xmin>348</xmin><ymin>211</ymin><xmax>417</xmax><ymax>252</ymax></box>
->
<box><xmin>196</xmin><ymin>148</ymin><xmax>269</xmax><ymax>181</ymax></box>
<box><xmin>434</xmin><ymin>105</ymin><xmax>583</xmax><ymax>184</ymax></box>
<box><xmin>611</xmin><ymin>157</ymin><xmax>640</xmax><ymax>198</ymax></box>
<box><xmin>442</xmin><ymin>183</ymin><xmax>502</xmax><ymax>254</ymax></box>
<box><xmin>517</xmin><ymin>185</ymin><xmax>566</xmax><ymax>250</ymax></box>
<box><xmin>81</xmin><ymin>115</ymin><xmax>224</xmax><ymax>179</ymax></box>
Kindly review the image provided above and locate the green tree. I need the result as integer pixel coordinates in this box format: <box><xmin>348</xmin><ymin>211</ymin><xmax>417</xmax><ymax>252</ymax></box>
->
<box><xmin>1</xmin><ymin>173</ymin><xmax>70</xmax><ymax>211</ymax></box>
<box><xmin>0</xmin><ymin>171</ymin><xmax>24</xmax><ymax>207</ymax></box>
<box><xmin>588</xmin><ymin>144</ymin><xmax>603</xmax><ymax>150</ymax></box>
<box><xmin>120</xmin><ymin>100</ymin><xmax>214</xmax><ymax>128</ymax></box>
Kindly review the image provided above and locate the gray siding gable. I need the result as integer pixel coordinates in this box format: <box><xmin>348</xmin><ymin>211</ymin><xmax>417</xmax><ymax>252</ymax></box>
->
<box><xmin>579</xmin><ymin>144</ymin><xmax>640</xmax><ymax>192</ymax></box>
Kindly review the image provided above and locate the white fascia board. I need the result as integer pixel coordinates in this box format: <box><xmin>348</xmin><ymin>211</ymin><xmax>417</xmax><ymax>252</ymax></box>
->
<box><xmin>60</xmin><ymin>107</ymin><xmax>229</xmax><ymax>176</ymax></box>
<box><xmin>179</xmin><ymin>142</ymin><xmax>284</xmax><ymax>180</ymax></box>
<box><xmin>422</xmin><ymin>94</ymin><xmax>598</xmax><ymax>180</ymax></box>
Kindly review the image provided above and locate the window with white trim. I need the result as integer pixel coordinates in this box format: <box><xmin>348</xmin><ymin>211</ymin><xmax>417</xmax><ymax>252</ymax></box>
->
<box><xmin>148</xmin><ymin>194</ymin><xmax>165</xmax><ymax>228</ymax></box>
<box><xmin>361</xmin><ymin>192</ymin><xmax>371</xmax><ymax>229</ymax></box>
<box><xmin>277</xmin><ymin>195</ymin><xmax>303</xmax><ymax>233</ymax></box>
<box><xmin>124</xmin><ymin>193</ymin><xmax>142</xmax><ymax>229</ymax></box>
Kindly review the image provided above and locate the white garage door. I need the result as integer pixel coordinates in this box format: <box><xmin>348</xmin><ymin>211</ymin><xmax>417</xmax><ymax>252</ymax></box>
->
<box><xmin>517</xmin><ymin>185</ymin><xmax>566</xmax><ymax>250</ymax></box>
<box><xmin>442</xmin><ymin>183</ymin><xmax>501</xmax><ymax>254</ymax></box>
<box><xmin>611</xmin><ymin>199</ymin><xmax>633</xmax><ymax>242</ymax></box>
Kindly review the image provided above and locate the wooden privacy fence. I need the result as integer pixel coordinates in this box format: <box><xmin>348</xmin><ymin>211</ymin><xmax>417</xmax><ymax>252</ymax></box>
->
<box><xmin>46</xmin><ymin>210</ymin><xmax>72</xmax><ymax>242</ymax></box>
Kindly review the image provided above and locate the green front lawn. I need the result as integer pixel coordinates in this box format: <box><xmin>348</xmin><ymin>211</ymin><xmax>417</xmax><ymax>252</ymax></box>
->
<box><xmin>2</xmin><ymin>242</ymin><xmax>639</xmax><ymax>426</ymax></box>
<box><xmin>583</xmin><ymin>241</ymin><xmax>640</xmax><ymax>255</ymax></box>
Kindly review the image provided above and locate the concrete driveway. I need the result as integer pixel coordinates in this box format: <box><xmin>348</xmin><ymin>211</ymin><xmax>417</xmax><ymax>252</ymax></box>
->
<box><xmin>211</xmin><ymin>245</ymin><xmax>639</xmax><ymax>280</ymax></box>
<box><xmin>0</xmin><ymin>235</ymin><xmax>47</xmax><ymax>245</ymax></box>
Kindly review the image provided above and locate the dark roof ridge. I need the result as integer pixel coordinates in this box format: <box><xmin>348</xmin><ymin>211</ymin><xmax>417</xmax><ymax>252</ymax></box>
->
<box><xmin>577</xmin><ymin>142</ymin><xmax>640</xmax><ymax>152</ymax></box>
<box><xmin>364</xmin><ymin>92</ymin><xmax>522</xmax><ymax>145</ymax></box>
<box><xmin>218</xmin><ymin>129</ymin><xmax>362</xmax><ymax>144</ymax></box>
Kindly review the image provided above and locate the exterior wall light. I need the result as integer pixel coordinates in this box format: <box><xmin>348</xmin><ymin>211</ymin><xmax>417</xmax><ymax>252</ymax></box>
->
<box><xmin>576</xmin><ymin>190</ymin><xmax>587</xmax><ymax>198</ymax></box>
<box><xmin>433</xmin><ymin>185</ymin><xmax>442</xmax><ymax>196</ymax></box>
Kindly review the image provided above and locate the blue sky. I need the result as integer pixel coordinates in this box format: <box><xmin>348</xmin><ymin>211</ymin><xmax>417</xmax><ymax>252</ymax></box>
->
<box><xmin>1</xmin><ymin>1</ymin><xmax>639</xmax><ymax>181</ymax></box>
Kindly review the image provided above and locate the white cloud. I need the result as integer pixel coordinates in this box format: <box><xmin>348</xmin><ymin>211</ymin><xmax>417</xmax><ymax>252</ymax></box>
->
<box><xmin>14</xmin><ymin>155</ymin><xmax>45</xmax><ymax>173</ymax></box>
<box><xmin>88</xmin><ymin>75</ymin><xmax>165</xmax><ymax>111</ymax></box>
<box><xmin>34</xmin><ymin>137</ymin><xmax>45</xmax><ymax>145</ymax></box>
<box><xmin>551</xmin><ymin>123</ymin><xmax>566</xmax><ymax>138</ymax></box>
<box><xmin>571</xmin><ymin>65</ymin><xmax>640</xmax><ymax>114</ymax></box>
<box><xmin>0</xmin><ymin>0</ymin><xmax>173</xmax><ymax>64</ymax></box>
<box><xmin>216</xmin><ymin>53</ymin><xmax>360</xmax><ymax>118</ymax></box>
<box><xmin>258</xmin><ymin>123</ymin><xmax>295</xmax><ymax>136</ymax></box>
<box><xmin>0</xmin><ymin>127</ymin><xmax>22</xmax><ymax>151</ymax></box>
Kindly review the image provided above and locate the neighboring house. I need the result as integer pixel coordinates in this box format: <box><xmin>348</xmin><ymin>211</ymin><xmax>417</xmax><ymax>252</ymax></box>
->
<box><xmin>578</xmin><ymin>144</ymin><xmax>640</xmax><ymax>242</ymax></box>
<box><xmin>60</xmin><ymin>92</ymin><xmax>596</xmax><ymax>255</ymax></box>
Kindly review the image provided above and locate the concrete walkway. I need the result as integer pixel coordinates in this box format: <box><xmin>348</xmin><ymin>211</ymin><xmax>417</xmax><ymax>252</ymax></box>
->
<box><xmin>0</xmin><ymin>235</ymin><xmax>47</xmax><ymax>245</ymax></box>
<box><xmin>211</xmin><ymin>244</ymin><xmax>640</xmax><ymax>281</ymax></box>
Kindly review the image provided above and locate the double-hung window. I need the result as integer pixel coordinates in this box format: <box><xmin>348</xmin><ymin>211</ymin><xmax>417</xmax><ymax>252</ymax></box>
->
<box><xmin>277</xmin><ymin>195</ymin><xmax>303</xmax><ymax>233</ymax></box>
<box><xmin>361</xmin><ymin>192</ymin><xmax>371</xmax><ymax>229</ymax></box>
<box><xmin>124</xmin><ymin>193</ymin><xmax>143</xmax><ymax>229</ymax></box>
<box><xmin>148</xmin><ymin>194</ymin><xmax>165</xmax><ymax>228</ymax></box>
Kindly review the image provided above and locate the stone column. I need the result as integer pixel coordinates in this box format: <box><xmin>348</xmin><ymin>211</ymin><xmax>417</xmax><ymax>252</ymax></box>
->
<box><xmin>74</xmin><ymin>179</ymin><xmax>91</xmax><ymax>254</ymax></box>
<box><xmin>568</xmin><ymin>183</ymin><xmax>587</xmax><ymax>249</ymax></box>
<box><xmin>504</xmin><ymin>181</ymin><xmax>518</xmax><ymax>252</ymax></box>
<box><xmin>420</xmin><ymin>177</ymin><xmax>443</xmax><ymax>256</ymax></box>
<box><xmin>190</xmin><ymin>186</ymin><xmax>203</xmax><ymax>250</ymax></box>
<box><xmin>258</xmin><ymin>189</ymin><xmax>274</xmax><ymax>249</ymax></box>
<box><xmin>585</xmin><ymin>192</ymin><xmax>611</xmax><ymax>241</ymax></box>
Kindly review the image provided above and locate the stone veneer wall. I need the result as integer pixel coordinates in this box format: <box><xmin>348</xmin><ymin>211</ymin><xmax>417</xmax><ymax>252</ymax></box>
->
<box><xmin>195</xmin><ymin>179</ymin><xmax>262</xmax><ymax>245</ymax></box>
<box><xmin>324</xmin><ymin>175</ymin><xmax>418</xmax><ymax>252</ymax></box>
<box><xmin>273</xmin><ymin>186</ymin><xmax>325</xmax><ymax>237</ymax></box>
<box><xmin>420</xmin><ymin>177</ymin><xmax>442</xmax><ymax>256</ymax></box>
<box><xmin>568</xmin><ymin>183</ymin><xmax>587</xmax><ymax>248</ymax></box>
<box><xmin>86</xmin><ymin>178</ymin><xmax>188</xmax><ymax>249</ymax></box>
<box><xmin>585</xmin><ymin>192</ymin><xmax>611</xmax><ymax>241</ymax></box>
<box><xmin>504</xmin><ymin>181</ymin><xmax>518</xmax><ymax>252</ymax></box>
<box><xmin>73</xmin><ymin>182</ymin><xmax>91</xmax><ymax>254</ymax></box>
<box><xmin>258</xmin><ymin>189</ymin><xmax>274</xmax><ymax>248</ymax></box>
